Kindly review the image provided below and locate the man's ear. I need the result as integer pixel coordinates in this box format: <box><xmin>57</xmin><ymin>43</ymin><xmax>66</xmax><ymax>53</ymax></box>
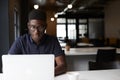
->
<box><xmin>27</xmin><ymin>22</ymin><xmax>30</xmax><ymax>34</ymax></box>
<box><xmin>44</xmin><ymin>23</ymin><xmax>47</xmax><ymax>29</ymax></box>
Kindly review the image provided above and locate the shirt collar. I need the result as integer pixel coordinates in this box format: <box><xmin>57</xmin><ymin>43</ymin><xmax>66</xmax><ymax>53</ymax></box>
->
<box><xmin>29</xmin><ymin>34</ymin><xmax>46</xmax><ymax>45</ymax></box>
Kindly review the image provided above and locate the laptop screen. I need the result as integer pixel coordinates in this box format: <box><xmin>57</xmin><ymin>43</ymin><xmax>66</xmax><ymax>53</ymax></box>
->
<box><xmin>2</xmin><ymin>54</ymin><xmax>54</xmax><ymax>80</ymax></box>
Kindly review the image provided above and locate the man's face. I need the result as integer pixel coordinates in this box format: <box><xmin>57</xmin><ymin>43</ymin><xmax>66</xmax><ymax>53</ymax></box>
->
<box><xmin>28</xmin><ymin>20</ymin><xmax>46</xmax><ymax>42</ymax></box>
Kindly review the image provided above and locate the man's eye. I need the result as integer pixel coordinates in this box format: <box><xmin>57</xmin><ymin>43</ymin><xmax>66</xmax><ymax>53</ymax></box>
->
<box><xmin>30</xmin><ymin>26</ymin><xmax>36</xmax><ymax>30</ymax></box>
<box><xmin>30</xmin><ymin>26</ymin><xmax>35</xmax><ymax>30</ymax></box>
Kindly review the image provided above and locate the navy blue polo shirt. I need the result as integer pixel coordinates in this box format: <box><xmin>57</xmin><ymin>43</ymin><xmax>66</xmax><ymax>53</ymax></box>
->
<box><xmin>8</xmin><ymin>34</ymin><xmax>64</xmax><ymax>57</ymax></box>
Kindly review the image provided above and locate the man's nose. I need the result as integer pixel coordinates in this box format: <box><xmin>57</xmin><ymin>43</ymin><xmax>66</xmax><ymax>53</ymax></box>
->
<box><xmin>34</xmin><ymin>28</ymin><xmax>40</xmax><ymax>33</ymax></box>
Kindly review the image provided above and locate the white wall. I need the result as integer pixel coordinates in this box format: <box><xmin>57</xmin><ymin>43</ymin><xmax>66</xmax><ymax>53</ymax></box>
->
<box><xmin>105</xmin><ymin>0</ymin><xmax>120</xmax><ymax>38</ymax></box>
<box><xmin>89</xmin><ymin>18</ymin><xmax>104</xmax><ymax>39</ymax></box>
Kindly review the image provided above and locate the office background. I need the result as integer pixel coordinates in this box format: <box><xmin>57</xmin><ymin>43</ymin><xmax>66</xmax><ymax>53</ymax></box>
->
<box><xmin>0</xmin><ymin>0</ymin><xmax>120</xmax><ymax>53</ymax></box>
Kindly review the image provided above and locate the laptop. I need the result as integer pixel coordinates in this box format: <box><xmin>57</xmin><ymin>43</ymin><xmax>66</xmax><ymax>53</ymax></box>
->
<box><xmin>2</xmin><ymin>54</ymin><xmax>54</xmax><ymax>80</ymax></box>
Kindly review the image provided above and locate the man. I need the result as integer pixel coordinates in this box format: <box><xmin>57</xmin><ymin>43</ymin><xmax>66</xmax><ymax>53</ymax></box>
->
<box><xmin>8</xmin><ymin>9</ymin><xmax>67</xmax><ymax>76</ymax></box>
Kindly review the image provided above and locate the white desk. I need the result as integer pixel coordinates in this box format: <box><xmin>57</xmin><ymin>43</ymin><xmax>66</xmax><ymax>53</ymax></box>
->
<box><xmin>63</xmin><ymin>47</ymin><xmax>120</xmax><ymax>71</ymax></box>
<box><xmin>55</xmin><ymin>69</ymin><xmax>120</xmax><ymax>80</ymax></box>
<box><xmin>0</xmin><ymin>69</ymin><xmax>120</xmax><ymax>80</ymax></box>
<box><xmin>64</xmin><ymin>47</ymin><xmax>120</xmax><ymax>56</ymax></box>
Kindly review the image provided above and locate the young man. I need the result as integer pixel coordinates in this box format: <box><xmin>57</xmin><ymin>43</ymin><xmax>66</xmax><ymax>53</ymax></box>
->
<box><xmin>8</xmin><ymin>9</ymin><xmax>67</xmax><ymax>76</ymax></box>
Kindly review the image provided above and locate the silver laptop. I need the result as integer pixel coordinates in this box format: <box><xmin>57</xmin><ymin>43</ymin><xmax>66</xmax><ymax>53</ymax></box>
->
<box><xmin>2</xmin><ymin>54</ymin><xmax>54</xmax><ymax>80</ymax></box>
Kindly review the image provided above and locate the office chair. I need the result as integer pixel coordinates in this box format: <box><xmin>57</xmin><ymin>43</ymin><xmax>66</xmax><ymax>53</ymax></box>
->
<box><xmin>88</xmin><ymin>49</ymin><xmax>117</xmax><ymax>70</ymax></box>
<box><xmin>96</xmin><ymin>49</ymin><xmax>116</xmax><ymax>63</ymax></box>
<box><xmin>89</xmin><ymin>61</ymin><xmax>120</xmax><ymax>70</ymax></box>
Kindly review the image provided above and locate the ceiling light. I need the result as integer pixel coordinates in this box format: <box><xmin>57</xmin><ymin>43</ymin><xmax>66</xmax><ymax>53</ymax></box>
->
<box><xmin>64</xmin><ymin>7</ymin><xmax>68</xmax><ymax>12</ymax></box>
<box><xmin>54</xmin><ymin>14</ymin><xmax>58</xmax><ymax>18</ymax></box>
<box><xmin>79</xmin><ymin>6</ymin><xmax>85</xmax><ymax>10</ymax></box>
<box><xmin>67</xmin><ymin>4</ymin><xmax>72</xmax><ymax>9</ymax></box>
<box><xmin>34</xmin><ymin>5</ymin><xmax>39</xmax><ymax>9</ymax></box>
<box><xmin>51</xmin><ymin>18</ymin><xmax>54</xmax><ymax>21</ymax></box>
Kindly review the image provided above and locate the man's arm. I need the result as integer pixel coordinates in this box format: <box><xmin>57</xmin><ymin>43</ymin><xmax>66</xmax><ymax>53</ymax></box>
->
<box><xmin>55</xmin><ymin>54</ymin><xmax>67</xmax><ymax>76</ymax></box>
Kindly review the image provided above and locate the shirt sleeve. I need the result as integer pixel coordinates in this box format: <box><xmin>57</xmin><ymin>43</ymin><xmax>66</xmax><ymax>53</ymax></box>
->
<box><xmin>53</xmin><ymin>37</ymin><xmax>65</xmax><ymax>57</ymax></box>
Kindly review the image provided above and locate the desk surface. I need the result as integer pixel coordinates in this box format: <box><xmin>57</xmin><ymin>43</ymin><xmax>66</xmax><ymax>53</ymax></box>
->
<box><xmin>0</xmin><ymin>69</ymin><xmax>120</xmax><ymax>80</ymax></box>
<box><xmin>55</xmin><ymin>69</ymin><xmax>120</xmax><ymax>80</ymax></box>
<box><xmin>63</xmin><ymin>47</ymin><xmax>120</xmax><ymax>56</ymax></box>
<box><xmin>77</xmin><ymin>43</ymin><xmax>94</xmax><ymax>47</ymax></box>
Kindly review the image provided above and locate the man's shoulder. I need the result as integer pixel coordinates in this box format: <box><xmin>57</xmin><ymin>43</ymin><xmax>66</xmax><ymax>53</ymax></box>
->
<box><xmin>21</xmin><ymin>33</ymin><xmax>29</xmax><ymax>38</ymax></box>
<box><xmin>16</xmin><ymin>34</ymin><xmax>29</xmax><ymax>41</ymax></box>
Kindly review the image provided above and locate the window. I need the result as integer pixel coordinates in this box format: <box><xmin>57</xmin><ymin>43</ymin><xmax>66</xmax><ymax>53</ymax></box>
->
<box><xmin>57</xmin><ymin>18</ymin><xmax>88</xmax><ymax>39</ymax></box>
<box><xmin>57</xmin><ymin>24</ymin><xmax>66</xmax><ymax>38</ymax></box>
<box><xmin>67</xmin><ymin>19</ymin><xmax>76</xmax><ymax>39</ymax></box>
<box><xmin>57</xmin><ymin>18</ymin><xmax>66</xmax><ymax>23</ymax></box>
<box><xmin>56</xmin><ymin>14</ymin><xmax>104</xmax><ymax>48</ymax></box>
<box><xmin>57</xmin><ymin>18</ymin><xmax>66</xmax><ymax>40</ymax></box>
<box><xmin>79</xmin><ymin>19</ymin><xmax>88</xmax><ymax>38</ymax></box>
<box><xmin>14</xmin><ymin>8</ymin><xmax>20</xmax><ymax>40</ymax></box>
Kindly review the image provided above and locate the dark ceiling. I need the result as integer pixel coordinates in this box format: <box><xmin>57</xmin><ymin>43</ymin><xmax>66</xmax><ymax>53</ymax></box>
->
<box><xmin>29</xmin><ymin>0</ymin><xmax>114</xmax><ymax>15</ymax></box>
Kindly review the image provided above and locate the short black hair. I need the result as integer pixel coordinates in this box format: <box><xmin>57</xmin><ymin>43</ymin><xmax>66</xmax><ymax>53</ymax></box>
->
<box><xmin>28</xmin><ymin>9</ymin><xmax>46</xmax><ymax>21</ymax></box>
